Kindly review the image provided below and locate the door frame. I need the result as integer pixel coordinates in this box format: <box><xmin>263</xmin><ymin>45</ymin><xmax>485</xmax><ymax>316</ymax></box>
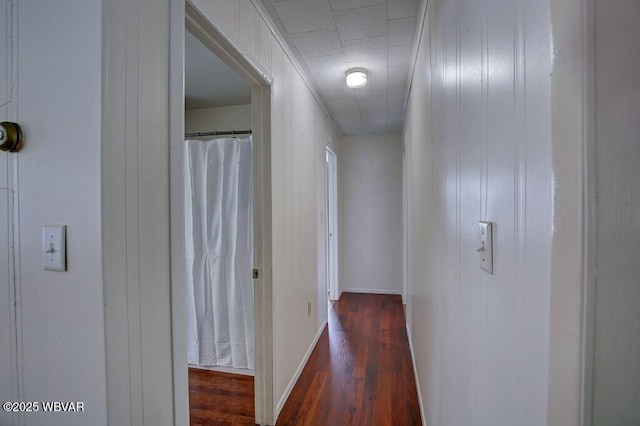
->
<box><xmin>1</xmin><ymin>1</ymin><xmax>22</xmax><ymax>422</ymax></box>
<box><xmin>170</xmin><ymin>2</ymin><xmax>274</xmax><ymax>424</ymax></box>
<box><xmin>0</xmin><ymin>187</ymin><xmax>20</xmax><ymax>425</ymax></box>
<box><xmin>548</xmin><ymin>0</ymin><xmax>595</xmax><ymax>424</ymax></box>
<box><xmin>325</xmin><ymin>146</ymin><xmax>338</xmax><ymax>301</ymax></box>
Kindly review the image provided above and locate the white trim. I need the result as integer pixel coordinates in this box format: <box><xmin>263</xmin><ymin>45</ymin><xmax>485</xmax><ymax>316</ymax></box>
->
<box><xmin>579</xmin><ymin>0</ymin><xmax>596</xmax><ymax>423</ymax></box>
<box><xmin>341</xmin><ymin>288</ymin><xmax>402</xmax><ymax>296</ymax></box>
<box><xmin>406</xmin><ymin>324</ymin><xmax>426</xmax><ymax>425</ymax></box>
<box><xmin>402</xmin><ymin>0</ymin><xmax>430</xmax><ymax>133</ymax></box>
<box><xmin>547</xmin><ymin>0</ymin><xmax>592</xmax><ymax>424</ymax></box>
<box><xmin>580</xmin><ymin>0</ymin><xmax>597</xmax><ymax>426</ymax></box>
<box><xmin>250</xmin><ymin>0</ymin><xmax>341</xmax><ymax>136</ymax></box>
<box><xmin>250</xmin><ymin>83</ymin><xmax>275</xmax><ymax>426</ymax></box>
<box><xmin>189</xmin><ymin>365</ymin><xmax>255</xmax><ymax>377</ymax></box>
<box><xmin>186</xmin><ymin>2</ymin><xmax>272</xmax><ymax>87</ymax></box>
<box><xmin>402</xmin><ymin>137</ymin><xmax>409</xmax><ymax>306</ymax></box>
<box><xmin>173</xmin><ymin>3</ymin><xmax>275</xmax><ymax>425</ymax></box>
<box><xmin>275</xmin><ymin>319</ymin><xmax>328</xmax><ymax>420</ymax></box>
<box><xmin>169</xmin><ymin>1</ymin><xmax>189</xmax><ymax>425</ymax></box>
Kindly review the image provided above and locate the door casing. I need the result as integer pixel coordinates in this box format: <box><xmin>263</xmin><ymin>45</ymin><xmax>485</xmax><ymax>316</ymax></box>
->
<box><xmin>325</xmin><ymin>146</ymin><xmax>338</xmax><ymax>302</ymax></box>
<box><xmin>170</xmin><ymin>2</ymin><xmax>275</xmax><ymax>424</ymax></box>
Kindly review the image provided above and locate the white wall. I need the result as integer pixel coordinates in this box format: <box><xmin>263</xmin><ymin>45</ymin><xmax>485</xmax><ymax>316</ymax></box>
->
<box><xmin>189</xmin><ymin>0</ymin><xmax>340</xmax><ymax>421</ymax></box>
<box><xmin>591</xmin><ymin>1</ymin><xmax>640</xmax><ymax>423</ymax></box>
<box><xmin>339</xmin><ymin>134</ymin><xmax>402</xmax><ymax>295</ymax></box>
<box><xmin>0</xmin><ymin>1</ymin><xmax>108</xmax><ymax>425</ymax></box>
<box><xmin>2</xmin><ymin>1</ymin><xmax>340</xmax><ymax>425</ymax></box>
<box><xmin>404</xmin><ymin>0</ymin><xmax>553</xmax><ymax>424</ymax></box>
<box><xmin>185</xmin><ymin>104</ymin><xmax>251</xmax><ymax>133</ymax></box>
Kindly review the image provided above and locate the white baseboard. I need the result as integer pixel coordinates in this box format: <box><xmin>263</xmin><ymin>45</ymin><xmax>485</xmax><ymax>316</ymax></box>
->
<box><xmin>275</xmin><ymin>318</ymin><xmax>328</xmax><ymax>420</ymax></box>
<box><xmin>406</xmin><ymin>323</ymin><xmax>426</xmax><ymax>424</ymax></box>
<box><xmin>188</xmin><ymin>364</ymin><xmax>255</xmax><ymax>377</ymax></box>
<box><xmin>341</xmin><ymin>287</ymin><xmax>401</xmax><ymax>295</ymax></box>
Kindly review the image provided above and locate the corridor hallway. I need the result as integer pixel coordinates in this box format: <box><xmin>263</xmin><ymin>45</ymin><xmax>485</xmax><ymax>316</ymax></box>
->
<box><xmin>277</xmin><ymin>293</ymin><xmax>421</xmax><ymax>425</ymax></box>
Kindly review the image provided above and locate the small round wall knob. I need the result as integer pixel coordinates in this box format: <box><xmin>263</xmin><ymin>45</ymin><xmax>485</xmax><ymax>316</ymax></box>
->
<box><xmin>0</xmin><ymin>122</ymin><xmax>24</xmax><ymax>153</ymax></box>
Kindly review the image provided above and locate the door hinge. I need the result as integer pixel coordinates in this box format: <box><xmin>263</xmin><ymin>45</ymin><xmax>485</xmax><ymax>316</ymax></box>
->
<box><xmin>252</xmin><ymin>269</ymin><xmax>259</xmax><ymax>279</ymax></box>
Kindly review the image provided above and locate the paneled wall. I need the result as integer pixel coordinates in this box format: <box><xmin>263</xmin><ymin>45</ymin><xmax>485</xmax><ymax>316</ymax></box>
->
<box><xmin>5</xmin><ymin>1</ymin><xmax>108</xmax><ymax>425</ymax></box>
<box><xmin>404</xmin><ymin>0</ymin><xmax>553</xmax><ymax>424</ymax></box>
<box><xmin>339</xmin><ymin>134</ymin><xmax>402</xmax><ymax>295</ymax></box>
<box><xmin>190</xmin><ymin>0</ymin><xmax>340</xmax><ymax>418</ymax></box>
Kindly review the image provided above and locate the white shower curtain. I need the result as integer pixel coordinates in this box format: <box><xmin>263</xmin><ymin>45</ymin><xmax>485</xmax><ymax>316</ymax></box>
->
<box><xmin>185</xmin><ymin>136</ymin><xmax>254</xmax><ymax>369</ymax></box>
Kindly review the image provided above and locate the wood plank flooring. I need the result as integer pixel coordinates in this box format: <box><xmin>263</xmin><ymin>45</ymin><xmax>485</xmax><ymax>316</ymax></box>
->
<box><xmin>188</xmin><ymin>293</ymin><xmax>421</xmax><ymax>425</ymax></box>
<box><xmin>189</xmin><ymin>368</ymin><xmax>255</xmax><ymax>425</ymax></box>
<box><xmin>276</xmin><ymin>292</ymin><xmax>422</xmax><ymax>425</ymax></box>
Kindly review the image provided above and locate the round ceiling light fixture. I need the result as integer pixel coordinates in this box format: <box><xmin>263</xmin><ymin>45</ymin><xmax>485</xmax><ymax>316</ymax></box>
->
<box><xmin>346</xmin><ymin>69</ymin><xmax>367</xmax><ymax>89</ymax></box>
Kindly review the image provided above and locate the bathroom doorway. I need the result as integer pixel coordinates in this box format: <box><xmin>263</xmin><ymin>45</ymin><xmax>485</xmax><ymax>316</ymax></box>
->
<box><xmin>170</xmin><ymin>4</ymin><xmax>274</xmax><ymax>424</ymax></box>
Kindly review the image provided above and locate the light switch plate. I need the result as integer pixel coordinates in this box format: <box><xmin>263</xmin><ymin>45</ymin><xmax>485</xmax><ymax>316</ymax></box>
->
<box><xmin>479</xmin><ymin>222</ymin><xmax>493</xmax><ymax>274</ymax></box>
<box><xmin>43</xmin><ymin>225</ymin><xmax>67</xmax><ymax>271</ymax></box>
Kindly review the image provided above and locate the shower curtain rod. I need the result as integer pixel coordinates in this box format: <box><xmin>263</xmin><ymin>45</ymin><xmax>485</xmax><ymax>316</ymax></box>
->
<box><xmin>185</xmin><ymin>129</ymin><xmax>252</xmax><ymax>138</ymax></box>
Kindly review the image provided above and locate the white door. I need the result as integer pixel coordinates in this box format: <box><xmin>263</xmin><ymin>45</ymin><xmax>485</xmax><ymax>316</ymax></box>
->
<box><xmin>0</xmin><ymin>2</ymin><xmax>19</xmax><ymax>424</ymax></box>
<box><xmin>0</xmin><ymin>187</ymin><xmax>17</xmax><ymax>426</ymax></box>
<box><xmin>326</xmin><ymin>147</ymin><xmax>338</xmax><ymax>301</ymax></box>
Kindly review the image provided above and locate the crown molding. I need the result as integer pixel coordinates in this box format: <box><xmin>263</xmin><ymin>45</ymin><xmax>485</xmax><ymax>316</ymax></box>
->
<box><xmin>249</xmin><ymin>0</ymin><xmax>342</xmax><ymax>136</ymax></box>
<box><xmin>403</xmin><ymin>0</ymin><xmax>429</xmax><ymax>134</ymax></box>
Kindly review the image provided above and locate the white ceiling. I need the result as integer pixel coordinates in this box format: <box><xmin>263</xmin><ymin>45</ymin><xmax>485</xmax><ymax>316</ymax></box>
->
<box><xmin>184</xmin><ymin>30</ymin><xmax>252</xmax><ymax>109</ymax></box>
<box><xmin>259</xmin><ymin>0</ymin><xmax>420</xmax><ymax>135</ymax></box>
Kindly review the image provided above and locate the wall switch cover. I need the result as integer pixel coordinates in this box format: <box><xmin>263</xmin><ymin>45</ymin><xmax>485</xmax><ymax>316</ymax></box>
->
<box><xmin>43</xmin><ymin>225</ymin><xmax>67</xmax><ymax>271</ymax></box>
<box><xmin>478</xmin><ymin>222</ymin><xmax>493</xmax><ymax>274</ymax></box>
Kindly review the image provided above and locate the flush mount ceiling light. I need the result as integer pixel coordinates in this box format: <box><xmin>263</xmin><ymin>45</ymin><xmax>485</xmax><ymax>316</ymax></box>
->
<box><xmin>346</xmin><ymin>69</ymin><xmax>367</xmax><ymax>89</ymax></box>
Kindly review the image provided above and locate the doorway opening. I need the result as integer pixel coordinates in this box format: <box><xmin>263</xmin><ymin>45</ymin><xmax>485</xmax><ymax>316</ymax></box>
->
<box><xmin>184</xmin><ymin>26</ymin><xmax>255</xmax><ymax>422</ymax></box>
<box><xmin>170</xmin><ymin>4</ymin><xmax>274</xmax><ymax>425</ymax></box>
<box><xmin>326</xmin><ymin>146</ymin><xmax>338</xmax><ymax>307</ymax></box>
<box><xmin>184</xmin><ymin>23</ymin><xmax>255</xmax><ymax>379</ymax></box>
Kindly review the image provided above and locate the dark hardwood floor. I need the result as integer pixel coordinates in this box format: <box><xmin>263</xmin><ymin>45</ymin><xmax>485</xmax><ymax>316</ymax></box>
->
<box><xmin>276</xmin><ymin>292</ymin><xmax>422</xmax><ymax>426</ymax></box>
<box><xmin>189</xmin><ymin>368</ymin><xmax>255</xmax><ymax>425</ymax></box>
<box><xmin>188</xmin><ymin>293</ymin><xmax>421</xmax><ymax>425</ymax></box>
